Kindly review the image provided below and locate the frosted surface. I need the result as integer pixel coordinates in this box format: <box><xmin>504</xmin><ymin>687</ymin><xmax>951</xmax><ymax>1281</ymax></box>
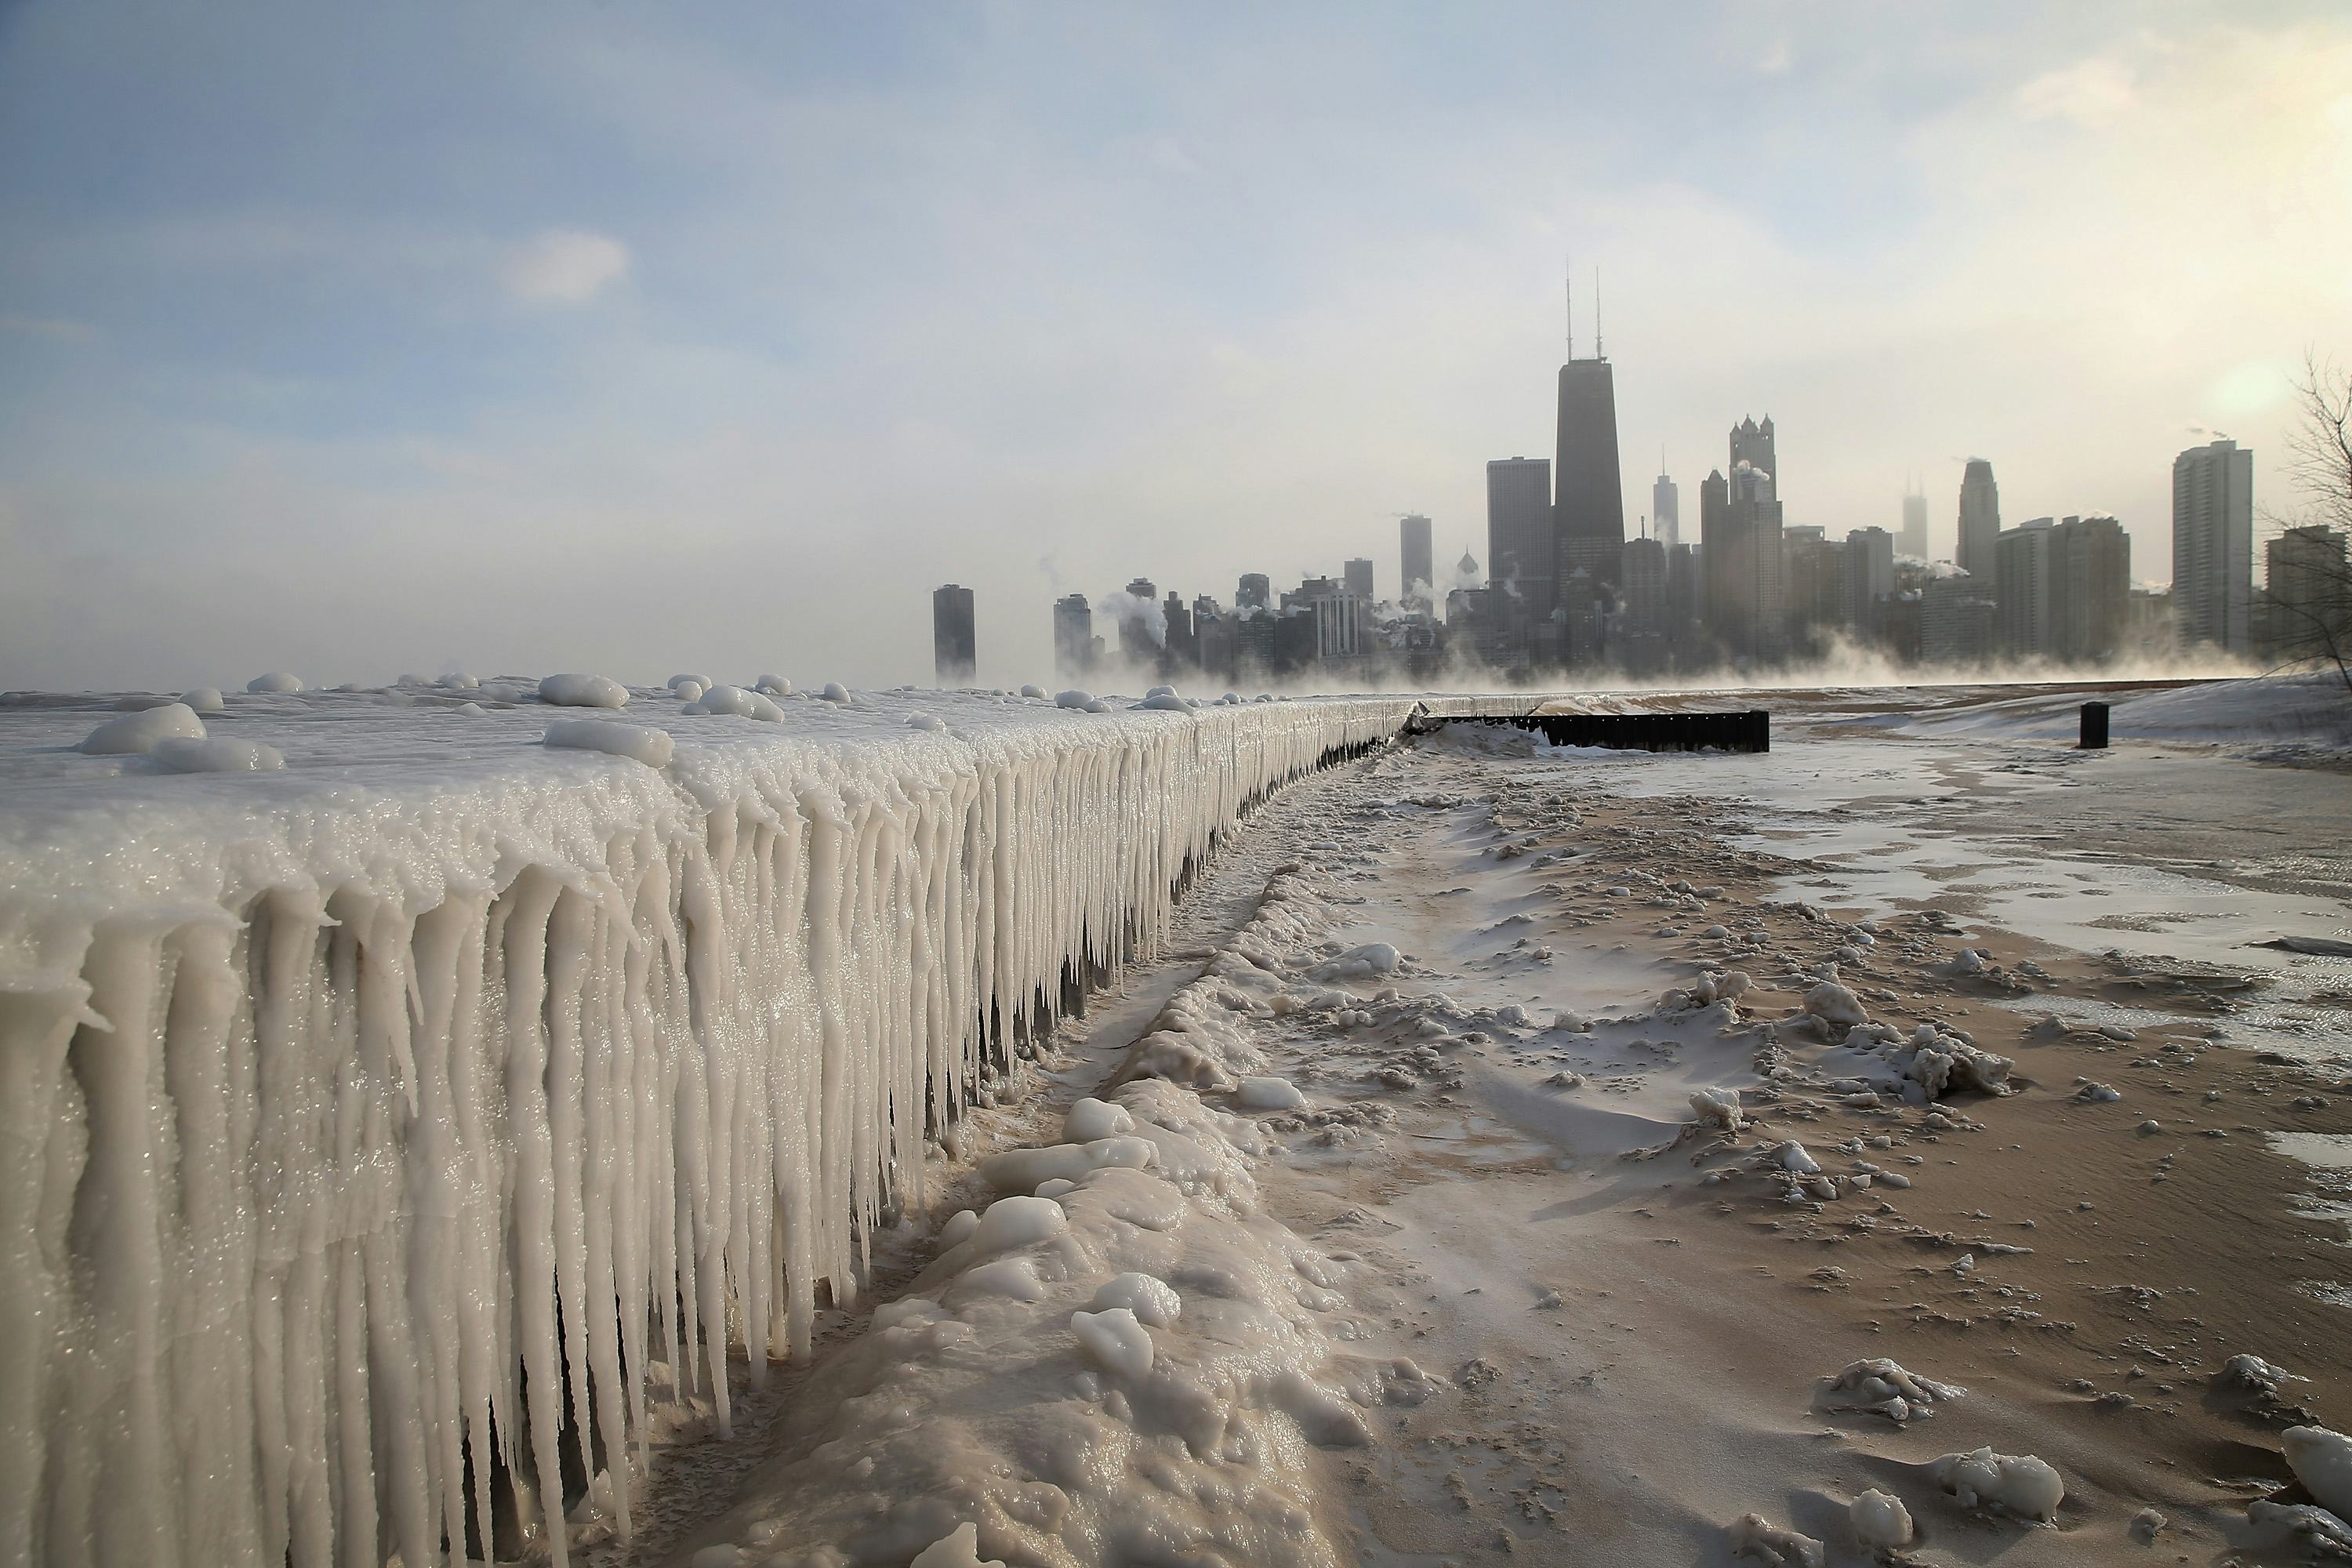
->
<box><xmin>0</xmin><ymin>680</ymin><xmax>1423</xmax><ymax>1567</ymax></box>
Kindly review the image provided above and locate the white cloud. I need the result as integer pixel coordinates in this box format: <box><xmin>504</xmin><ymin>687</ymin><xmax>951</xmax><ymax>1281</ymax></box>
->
<box><xmin>2016</xmin><ymin>56</ymin><xmax>2138</xmax><ymax>127</ymax></box>
<box><xmin>502</xmin><ymin>228</ymin><xmax>631</xmax><ymax>305</ymax></box>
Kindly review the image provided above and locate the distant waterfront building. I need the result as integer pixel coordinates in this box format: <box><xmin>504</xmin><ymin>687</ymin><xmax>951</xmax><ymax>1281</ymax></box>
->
<box><xmin>1555</xmin><ymin>359</ymin><xmax>1627</xmax><ymax>588</ymax></box>
<box><xmin>2172</xmin><ymin>438</ymin><xmax>2255</xmax><ymax>654</ymax></box>
<box><xmin>1652</xmin><ymin>462</ymin><xmax>1679</xmax><ymax>550</ymax></box>
<box><xmin>1486</xmin><ymin>456</ymin><xmax>1555</xmax><ymax>648</ymax></box>
<box><xmin>2263</xmin><ymin>524</ymin><xmax>2350</xmax><ymax>663</ymax></box>
<box><xmin>1293</xmin><ymin>575</ymin><xmax>1367</xmax><ymax>662</ymax></box>
<box><xmin>1162</xmin><ymin>590</ymin><xmax>1196</xmax><ymax>666</ymax></box>
<box><xmin>1900</xmin><ymin>485</ymin><xmax>1929</xmax><ymax>559</ymax></box>
<box><xmin>1993</xmin><ymin>520</ymin><xmax>2056</xmax><ymax>659</ymax></box>
<box><xmin>1957</xmin><ymin>459</ymin><xmax>2000</xmax><ymax>575</ymax></box>
<box><xmin>1701</xmin><ymin>463</ymin><xmax>1786</xmax><ymax>663</ymax></box>
<box><xmin>1399</xmin><ymin>514</ymin><xmax>1434</xmax><ymax>604</ymax></box>
<box><xmin>2053</xmin><ymin>515</ymin><xmax>2131</xmax><ymax>663</ymax></box>
<box><xmin>1344</xmin><ymin>557</ymin><xmax>1374</xmax><ymax>603</ymax></box>
<box><xmin>932</xmin><ymin>583</ymin><xmax>976</xmax><ymax>683</ymax></box>
<box><xmin>1192</xmin><ymin>594</ymin><xmax>1235</xmax><ymax>677</ymax></box>
<box><xmin>1782</xmin><ymin>526</ymin><xmax>1844</xmax><ymax>644</ymax></box>
<box><xmin>1236</xmin><ymin>572</ymin><xmax>1271</xmax><ymax>612</ymax></box>
<box><xmin>1053</xmin><ymin>593</ymin><xmax>1095</xmax><ymax>678</ymax></box>
<box><xmin>1117</xmin><ymin>579</ymin><xmax>1161</xmax><ymax>664</ymax></box>
<box><xmin>1618</xmin><ymin>535</ymin><xmax>1670</xmax><ymax>670</ymax></box>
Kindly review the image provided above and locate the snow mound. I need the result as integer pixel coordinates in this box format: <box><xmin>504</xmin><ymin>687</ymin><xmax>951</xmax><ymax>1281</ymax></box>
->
<box><xmin>180</xmin><ymin>686</ymin><xmax>225</xmax><ymax>713</ymax></box>
<box><xmin>1019</xmin><ymin>683</ymin><xmax>1047</xmax><ymax>699</ymax></box>
<box><xmin>80</xmin><ymin>702</ymin><xmax>206</xmax><ymax>755</ymax></box>
<box><xmin>245</xmin><ymin>671</ymin><xmax>303</xmax><ymax>693</ymax></box>
<box><xmin>153</xmin><ymin>736</ymin><xmax>286</xmax><ymax>773</ymax></box>
<box><xmin>818</xmin><ymin>681</ymin><xmax>851</xmax><ymax>704</ymax></box>
<box><xmin>667</xmin><ymin>673</ymin><xmax>713</xmax><ymax>693</ymax></box>
<box><xmin>543</xmin><ymin>718</ymin><xmax>673</xmax><ymax>768</ymax></box>
<box><xmin>1138</xmin><ymin>691</ymin><xmax>1195</xmax><ymax>713</ymax></box>
<box><xmin>672</xmin><ymin>680</ymin><xmax>706</xmax><ymax>703</ymax></box>
<box><xmin>538</xmin><ymin>672</ymin><xmax>630</xmax><ymax>709</ymax></box>
<box><xmin>1055</xmin><ymin>688</ymin><xmax>1094</xmax><ymax>710</ymax></box>
<box><xmin>755</xmin><ymin>673</ymin><xmax>792</xmax><ymax>696</ymax></box>
<box><xmin>1929</xmin><ymin>1446</ymin><xmax>2063</xmax><ymax>1523</ymax></box>
<box><xmin>1237</xmin><ymin>1076</ymin><xmax>1305</xmax><ymax>1110</ymax></box>
<box><xmin>1064</xmin><ymin>1097</ymin><xmax>1134</xmax><ymax>1142</ymax></box>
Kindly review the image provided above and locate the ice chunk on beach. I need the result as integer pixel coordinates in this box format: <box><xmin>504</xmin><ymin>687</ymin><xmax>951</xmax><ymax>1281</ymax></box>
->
<box><xmin>153</xmin><ymin>736</ymin><xmax>286</xmax><ymax>773</ymax></box>
<box><xmin>1056</xmin><ymin>689</ymin><xmax>1094</xmax><ymax>710</ymax></box>
<box><xmin>1849</xmin><ymin>1490</ymin><xmax>1912</xmax><ymax>1552</ymax></box>
<box><xmin>755</xmin><ymin>673</ymin><xmax>792</xmax><ymax>696</ymax></box>
<box><xmin>1236</xmin><ymin>1076</ymin><xmax>1305</xmax><ymax>1110</ymax></box>
<box><xmin>245</xmin><ymin>671</ymin><xmax>303</xmax><ymax>693</ymax></box>
<box><xmin>1089</xmin><ymin>1272</ymin><xmax>1182</xmax><ymax>1327</ymax></box>
<box><xmin>818</xmin><ymin>681</ymin><xmax>851</xmax><ymax>704</ymax></box>
<box><xmin>909</xmin><ymin>1523</ymin><xmax>1006</xmax><ymax>1568</ymax></box>
<box><xmin>2285</xmin><ymin>1425</ymin><xmax>2352</xmax><ymax>1519</ymax></box>
<box><xmin>1019</xmin><ymin>683</ymin><xmax>1047</xmax><ymax>699</ymax></box>
<box><xmin>538</xmin><ymin>672</ymin><xmax>630</xmax><ymax>709</ymax></box>
<box><xmin>1064</xmin><ymin>1098</ymin><xmax>1135</xmax><ymax>1142</ymax></box>
<box><xmin>1728</xmin><ymin>1512</ymin><xmax>1824</xmax><ymax>1566</ymax></box>
<box><xmin>1929</xmin><ymin>1446</ymin><xmax>2063</xmax><ymax>1523</ymax></box>
<box><xmin>1826</xmin><ymin>1357</ymin><xmax>1964</xmax><ymax>1421</ymax></box>
<box><xmin>179</xmin><ymin>686</ymin><xmax>225</xmax><ymax>713</ymax></box>
<box><xmin>80</xmin><ymin>702</ymin><xmax>206</xmax><ymax>755</ymax></box>
<box><xmin>968</xmin><ymin>1195</ymin><xmax>1069</xmax><ymax>1255</ymax></box>
<box><xmin>1803</xmin><ymin>981</ymin><xmax>1868</xmax><ymax>1029</ymax></box>
<box><xmin>1690</xmin><ymin>1087</ymin><xmax>1745</xmax><ymax>1131</ymax></box>
<box><xmin>977</xmin><ymin>1136</ymin><xmax>1156</xmax><ymax>1193</ymax></box>
<box><xmin>1777</xmin><ymin>1141</ymin><xmax>1820</xmax><ymax>1174</ymax></box>
<box><xmin>672</xmin><ymin>680</ymin><xmax>706</xmax><ymax>702</ymax></box>
<box><xmin>543</xmin><ymin>718</ymin><xmax>673</xmax><ymax>768</ymax></box>
<box><xmin>1069</xmin><ymin>1307</ymin><xmax>1154</xmax><ymax>1380</ymax></box>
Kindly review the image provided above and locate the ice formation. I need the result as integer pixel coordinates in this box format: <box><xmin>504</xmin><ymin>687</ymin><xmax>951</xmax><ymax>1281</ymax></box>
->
<box><xmin>79</xmin><ymin>701</ymin><xmax>207</xmax><ymax>754</ymax></box>
<box><xmin>1823</xmin><ymin>1357</ymin><xmax>1964</xmax><ymax>1422</ymax></box>
<box><xmin>539</xmin><ymin>671</ymin><xmax>631</xmax><ymax>708</ymax></box>
<box><xmin>2285</xmin><ymin>1425</ymin><xmax>2352</xmax><ymax>1519</ymax></box>
<box><xmin>180</xmin><ymin>686</ymin><xmax>226</xmax><ymax>713</ymax></box>
<box><xmin>1848</xmin><ymin>1489</ymin><xmax>1911</xmax><ymax>1553</ymax></box>
<box><xmin>247</xmin><ymin>671</ymin><xmax>304</xmax><ymax>693</ymax></box>
<box><xmin>1929</xmin><ymin>1446</ymin><xmax>2064</xmax><ymax>1523</ymax></box>
<box><xmin>1728</xmin><ymin>1512</ymin><xmax>1824</xmax><ymax>1566</ymax></box>
<box><xmin>0</xmin><ymin>688</ymin><xmax>1413</xmax><ymax>1565</ymax></box>
<box><xmin>153</xmin><ymin>735</ymin><xmax>287</xmax><ymax>773</ymax></box>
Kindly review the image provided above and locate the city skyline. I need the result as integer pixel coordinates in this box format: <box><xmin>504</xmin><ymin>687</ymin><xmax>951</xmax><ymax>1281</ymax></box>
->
<box><xmin>3</xmin><ymin>4</ymin><xmax>2347</xmax><ymax>690</ymax></box>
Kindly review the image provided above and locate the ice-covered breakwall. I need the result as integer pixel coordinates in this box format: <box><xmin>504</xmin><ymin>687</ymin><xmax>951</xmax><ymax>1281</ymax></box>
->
<box><xmin>0</xmin><ymin>684</ymin><xmax>1417</xmax><ymax>1568</ymax></box>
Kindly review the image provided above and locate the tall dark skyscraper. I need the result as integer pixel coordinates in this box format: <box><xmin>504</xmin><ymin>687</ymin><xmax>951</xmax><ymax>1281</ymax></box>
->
<box><xmin>1399</xmin><ymin>514</ymin><xmax>1434</xmax><ymax>603</ymax></box>
<box><xmin>1343</xmin><ymin>557</ymin><xmax>1374</xmax><ymax>602</ymax></box>
<box><xmin>1486</xmin><ymin>457</ymin><xmax>1555</xmax><ymax>632</ymax></box>
<box><xmin>1730</xmin><ymin>416</ymin><xmax>1777</xmax><ymax>498</ymax></box>
<box><xmin>1236</xmin><ymin>573</ymin><xmax>1271</xmax><ymax>612</ymax></box>
<box><xmin>1555</xmin><ymin>358</ymin><xmax>1626</xmax><ymax>589</ymax></box>
<box><xmin>932</xmin><ymin>583</ymin><xmax>976</xmax><ymax>683</ymax></box>
<box><xmin>1052</xmin><ymin>592</ymin><xmax>1094</xmax><ymax>677</ymax></box>
<box><xmin>1958</xmin><ymin>459</ymin><xmax>2000</xmax><ymax>575</ymax></box>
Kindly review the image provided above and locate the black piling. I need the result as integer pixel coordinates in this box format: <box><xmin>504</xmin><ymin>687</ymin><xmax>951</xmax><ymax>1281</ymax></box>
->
<box><xmin>2079</xmin><ymin>702</ymin><xmax>2110</xmax><ymax>750</ymax></box>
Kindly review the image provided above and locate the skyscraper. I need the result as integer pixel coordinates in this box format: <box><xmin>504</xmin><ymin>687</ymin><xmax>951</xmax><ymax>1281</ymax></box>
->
<box><xmin>932</xmin><ymin>584</ymin><xmax>976</xmax><ymax>683</ymax></box>
<box><xmin>2172</xmin><ymin>438</ymin><xmax>2254</xmax><ymax>654</ymax></box>
<box><xmin>1399</xmin><ymin>514</ymin><xmax>1434</xmax><ymax>604</ymax></box>
<box><xmin>1900</xmin><ymin>485</ymin><xmax>1929</xmax><ymax>560</ymax></box>
<box><xmin>1053</xmin><ymin>592</ymin><xmax>1094</xmax><ymax>678</ymax></box>
<box><xmin>1729</xmin><ymin>417</ymin><xmax>1776</xmax><ymax>499</ymax></box>
<box><xmin>1555</xmin><ymin>361</ymin><xmax>1627</xmax><ymax>588</ymax></box>
<box><xmin>1236</xmin><ymin>573</ymin><xmax>1271</xmax><ymax>612</ymax></box>
<box><xmin>2053</xmin><ymin>514</ymin><xmax>2130</xmax><ymax>663</ymax></box>
<box><xmin>1702</xmin><ymin>457</ymin><xmax>1786</xmax><ymax>662</ymax></box>
<box><xmin>1842</xmin><ymin>527</ymin><xmax>1896</xmax><ymax>634</ymax></box>
<box><xmin>1344</xmin><ymin>557</ymin><xmax>1374</xmax><ymax>603</ymax></box>
<box><xmin>1652</xmin><ymin>458</ymin><xmax>1679</xmax><ymax>549</ymax></box>
<box><xmin>1957</xmin><ymin>459</ymin><xmax>2000</xmax><ymax>575</ymax></box>
<box><xmin>2263</xmin><ymin>525</ymin><xmax>2350</xmax><ymax>663</ymax></box>
<box><xmin>1993</xmin><ymin>520</ymin><xmax>2056</xmax><ymax>658</ymax></box>
<box><xmin>1486</xmin><ymin>456</ymin><xmax>1555</xmax><ymax>642</ymax></box>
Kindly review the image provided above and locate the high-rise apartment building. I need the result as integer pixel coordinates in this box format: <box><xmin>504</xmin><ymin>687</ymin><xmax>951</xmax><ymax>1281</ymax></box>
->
<box><xmin>1343</xmin><ymin>557</ymin><xmax>1374</xmax><ymax>603</ymax></box>
<box><xmin>932</xmin><ymin>583</ymin><xmax>976</xmax><ymax>683</ymax></box>
<box><xmin>2053</xmin><ymin>514</ymin><xmax>2130</xmax><ymax>663</ymax></box>
<box><xmin>1923</xmin><ymin>573</ymin><xmax>1998</xmax><ymax>664</ymax></box>
<box><xmin>1399</xmin><ymin>515</ymin><xmax>1434</xmax><ymax>604</ymax></box>
<box><xmin>1957</xmin><ymin>459</ymin><xmax>2000</xmax><ymax>575</ymax></box>
<box><xmin>2263</xmin><ymin>524</ymin><xmax>2350</xmax><ymax>663</ymax></box>
<box><xmin>1236</xmin><ymin>573</ymin><xmax>1271</xmax><ymax>612</ymax></box>
<box><xmin>1052</xmin><ymin>592</ymin><xmax>1094</xmax><ymax>677</ymax></box>
<box><xmin>1993</xmin><ymin>521</ymin><xmax>2057</xmax><ymax>658</ymax></box>
<box><xmin>1700</xmin><ymin>465</ymin><xmax>1785</xmax><ymax>662</ymax></box>
<box><xmin>1842</xmin><ymin>527</ymin><xmax>1896</xmax><ymax>633</ymax></box>
<box><xmin>1555</xmin><ymin>359</ymin><xmax>1626</xmax><ymax>589</ymax></box>
<box><xmin>1652</xmin><ymin>463</ymin><xmax>1679</xmax><ymax>549</ymax></box>
<box><xmin>1900</xmin><ymin>486</ymin><xmax>1929</xmax><ymax>559</ymax></box>
<box><xmin>2172</xmin><ymin>438</ymin><xmax>2254</xmax><ymax>653</ymax></box>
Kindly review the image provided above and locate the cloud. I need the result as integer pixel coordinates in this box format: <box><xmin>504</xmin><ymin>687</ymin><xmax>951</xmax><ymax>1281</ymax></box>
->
<box><xmin>502</xmin><ymin>228</ymin><xmax>631</xmax><ymax>306</ymax></box>
<box><xmin>2016</xmin><ymin>56</ymin><xmax>2138</xmax><ymax>127</ymax></box>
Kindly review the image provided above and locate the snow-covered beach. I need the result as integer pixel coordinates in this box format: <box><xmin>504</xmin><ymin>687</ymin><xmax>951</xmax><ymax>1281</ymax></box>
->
<box><xmin>4</xmin><ymin>674</ymin><xmax>2350</xmax><ymax>1566</ymax></box>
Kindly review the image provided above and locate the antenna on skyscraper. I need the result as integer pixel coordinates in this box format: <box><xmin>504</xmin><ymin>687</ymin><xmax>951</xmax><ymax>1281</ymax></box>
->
<box><xmin>1594</xmin><ymin>267</ymin><xmax>1603</xmax><ymax>359</ymax></box>
<box><xmin>1564</xmin><ymin>255</ymin><xmax>1573</xmax><ymax>360</ymax></box>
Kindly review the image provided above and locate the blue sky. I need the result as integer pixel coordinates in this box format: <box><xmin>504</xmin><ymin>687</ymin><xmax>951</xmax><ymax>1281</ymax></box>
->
<box><xmin>4</xmin><ymin>1</ymin><xmax>2348</xmax><ymax>688</ymax></box>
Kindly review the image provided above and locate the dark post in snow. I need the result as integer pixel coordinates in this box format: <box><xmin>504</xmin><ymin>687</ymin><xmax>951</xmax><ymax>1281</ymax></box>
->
<box><xmin>2079</xmin><ymin>702</ymin><xmax>2110</xmax><ymax>750</ymax></box>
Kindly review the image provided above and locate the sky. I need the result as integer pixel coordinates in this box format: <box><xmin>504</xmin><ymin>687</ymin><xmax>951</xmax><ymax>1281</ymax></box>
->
<box><xmin>2</xmin><ymin>0</ymin><xmax>2348</xmax><ymax>691</ymax></box>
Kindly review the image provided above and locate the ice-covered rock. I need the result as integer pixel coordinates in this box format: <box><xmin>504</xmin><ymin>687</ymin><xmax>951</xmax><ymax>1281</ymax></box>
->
<box><xmin>153</xmin><ymin>736</ymin><xmax>286</xmax><ymax>773</ymax></box>
<box><xmin>245</xmin><ymin>671</ymin><xmax>303</xmax><ymax>694</ymax></box>
<box><xmin>2221</xmin><ymin>1353</ymin><xmax>2305</xmax><ymax>1399</ymax></box>
<box><xmin>2247</xmin><ymin>1499</ymin><xmax>2352</xmax><ymax>1552</ymax></box>
<box><xmin>1728</xmin><ymin>1512</ymin><xmax>1824</xmax><ymax>1566</ymax></box>
<box><xmin>1138</xmin><ymin>691</ymin><xmax>1194</xmax><ymax>713</ymax></box>
<box><xmin>543</xmin><ymin>719</ymin><xmax>673</xmax><ymax>768</ymax></box>
<box><xmin>698</xmin><ymin>684</ymin><xmax>757</xmax><ymax>716</ymax></box>
<box><xmin>907</xmin><ymin>713</ymin><xmax>946</xmax><ymax>731</ymax></box>
<box><xmin>818</xmin><ymin>682</ymin><xmax>851</xmax><ymax>705</ymax></box>
<box><xmin>1824</xmin><ymin>1357</ymin><xmax>1964</xmax><ymax>1421</ymax></box>
<box><xmin>1689</xmin><ymin>1087</ymin><xmax>1745</xmax><ymax>1131</ymax></box>
<box><xmin>1063</xmin><ymin>1097</ymin><xmax>1134</xmax><ymax>1142</ymax></box>
<box><xmin>1056</xmin><ymin>689</ymin><xmax>1094</xmax><ymax>710</ymax></box>
<box><xmin>667</xmin><ymin>673</ymin><xmax>713</xmax><ymax>693</ymax></box>
<box><xmin>538</xmin><ymin>672</ymin><xmax>630</xmax><ymax>709</ymax></box>
<box><xmin>1776</xmin><ymin>1141</ymin><xmax>1820</xmax><ymax>1174</ymax></box>
<box><xmin>1929</xmin><ymin>1446</ymin><xmax>2063</xmax><ymax>1523</ymax></box>
<box><xmin>754</xmin><ymin>673</ymin><xmax>793</xmax><ymax>696</ymax></box>
<box><xmin>967</xmin><ymin>1195</ymin><xmax>1069</xmax><ymax>1255</ymax></box>
<box><xmin>80</xmin><ymin>702</ymin><xmax>207</xmax><ymax>755</ymax></box>
<box><xmin>672</xmin><ymin>680</ymin><xmax>706</xmax><ymax>703</ymax></box>
<box><xmin>2285</xmin><ymin>1425</ymin><xmax>2352</xmax><ymax>1519</ymax></box>
<box><xmin>180</xmin><ymin>686</ymin><xmax>225</xmax><ymax>713</ymax></box>
<box><xmin>1849</xmin><ymin>1490</ymin><xmax>1912</xmax><ymax>1553</ymax></box>
<box><xmin>977</xmin><ymin>1136</ymin><xmax>1156</xmax><ymax>1193</ymax></box>
<box><xmin>1018</xmin><ymin>683</ymin><xmax>1047</xmax><ymax>699</ymax></box>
